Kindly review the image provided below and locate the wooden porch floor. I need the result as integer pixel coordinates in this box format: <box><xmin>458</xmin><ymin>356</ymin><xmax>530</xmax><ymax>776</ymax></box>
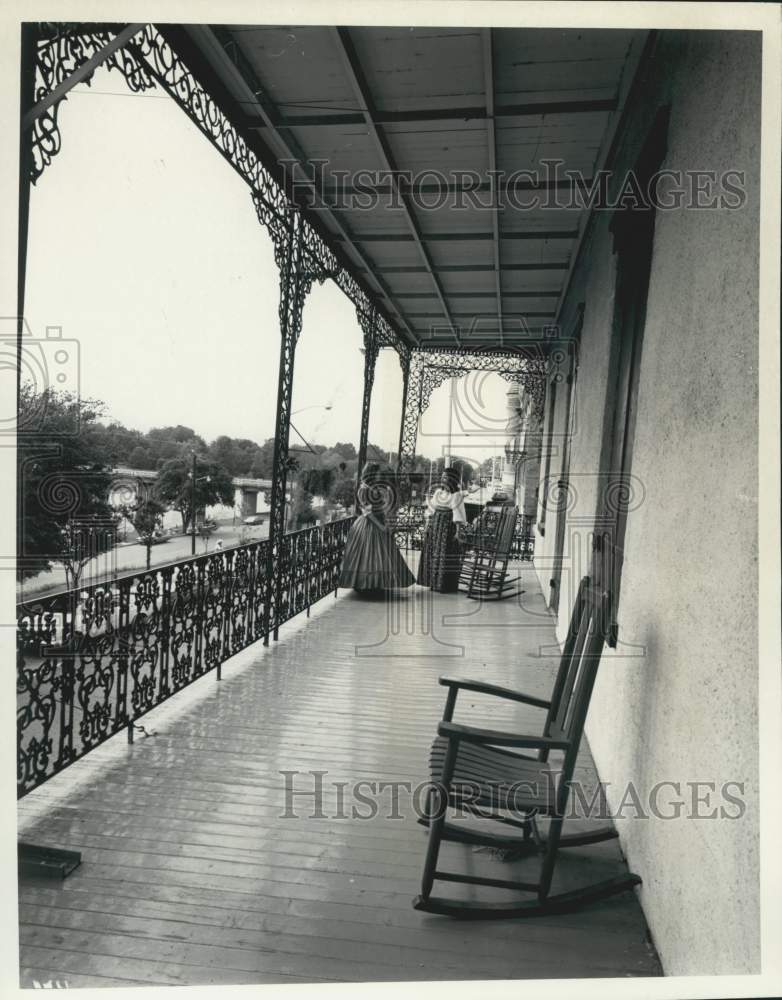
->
<box><xmin>18</xmin><ymin>563</ymin><xmax>661</xmax><ymax>986</ymax></box>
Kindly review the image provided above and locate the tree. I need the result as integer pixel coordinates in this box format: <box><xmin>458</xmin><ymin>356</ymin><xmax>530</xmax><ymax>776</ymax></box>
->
<box><xmin>148</xmin><ymin>424</ymin><xmax>201</xmax><ymax>444</ymax></box>
<box><xmin>154</xmin><ymin>457</ymin><xmax>234</xmax><ymax>534</ymax></box>
<box><xmin>128</xmin><ymin>445</ymin><xmax>154</xmax><ymax>469</ymax></box>
<box><xmin>479</xmin><ymin>454</ymin><xmax>505</xmax><ymax>480</ymax></box>
<box><xmin>332</xmin><ymin>476</ymin><xmax>356</xmax><ymax>510</ymax></box>
<box><xmin>300</xmin><ymin>467</ymin><xmax>335</xmax><ymax>499</ymax></box>
<box><xmin>121</xmin><ymin>497</ymin><xmax>166</xmax><ymax>569</ymax></box>
<box><xmin>289</xmin><ymin>484</ymin><xmax>317</xmax><ymax>529</ymax></box>
<box><xmin>318</xmin><ymin>448</ymin><xmax>348</xmax><ymax>470</ymax></box>
<box><xmin>17</xmin><ymin>385</ymin><xmax>117</xmax><ymax>581</ymax></box>
<box><xmin>450</xmin><ymin>457</ymin><xmax>476</xmax><ymax>485</ymax></box>
<box><xmin>146</xmin><ymin>425</ymin><xmax>207</xmax><ymax>467</ymax></box>
<box><xmin>230</xmin><ymin>438</ymin><xmax>261</xmax><ymax>476</ymax></box>
<box><xmin>208</xmin><ymin>435</ymin><xmax>238</xmax><ymax>474</ymax></box>
<box><xmin>248</xmin><ymin>438</ymin><xmax>275</xmax><ymax>479</ymax></box>
<box><xmin>366</xmin><ymin>443</ymin><xmax>391</xmax><ymax>464</ymax></box>
<box><xmin>332</xmin><ymin>442</ymin><xmax>357</xmax><ymax>461</ymax></box>
<box><xmin>60</xmin><ymin>515</ymin><xmax>120</xmax><ymax>591</ymax></box>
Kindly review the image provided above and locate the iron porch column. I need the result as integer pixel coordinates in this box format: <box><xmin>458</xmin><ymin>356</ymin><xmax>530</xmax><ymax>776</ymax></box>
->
<box><xmin>355</xmin><ymin>305</ymin><xmax>379</xmax><ymax>498</ymax></box>
<box><xmin>396</xmin><ymin>351</ymin><xmax>411</xmax><ymax>474</ymax></box>
<box><xmin>263</xmin><ymin>209</ymin><xmax>313</xmax><ymax>644</ymax></box>
<box><xmin>17</xmin><ymin>23</ymin><xmax>37</xmax><ymax>405</ymax></box>
<box><xmin>397</xmin><ymin>350</ymin><xmax>424</xmax><ymax>480</ymax></box>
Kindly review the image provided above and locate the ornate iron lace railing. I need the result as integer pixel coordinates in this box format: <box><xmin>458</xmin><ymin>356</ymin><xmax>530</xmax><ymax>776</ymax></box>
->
<box><xmin>16</xmin><ymin>516</ymin><xmax>354</xmax><ymax>798</ymax></box>
<box><xmin>389</xmin><ymin>505</ymin><xmax>427</xmax><ymax>555</ymax></box>
<box><xmin>391</xmin><ymin>507</ymin><xmax>534</xmax><ymax>562</ymax></box>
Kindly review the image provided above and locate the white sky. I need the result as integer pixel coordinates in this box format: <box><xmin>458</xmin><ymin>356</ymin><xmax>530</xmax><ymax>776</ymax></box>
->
<box><xmin>24</xmin><ymin>69</ymin><xmax>509</xmax><ymax>462</ymax></box>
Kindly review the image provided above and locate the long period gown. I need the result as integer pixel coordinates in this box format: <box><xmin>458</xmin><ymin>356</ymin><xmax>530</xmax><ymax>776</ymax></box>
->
<box><xmin>339</xmin><ymin>481</ymin><xmax>414</xmax><ymax>592</ymax></box>
<box><xmin>417</xmin><ymin>487</ymin><xmax>471</xmax><ymax>593</ymax></box>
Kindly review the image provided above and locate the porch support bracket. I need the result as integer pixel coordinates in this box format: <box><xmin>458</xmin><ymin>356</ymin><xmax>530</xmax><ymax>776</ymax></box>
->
<box><xmin>23</xmin><ymin>22</ymin><xmax>411</xmax><ymax>370</ymax></box>
<box><xmin>396</xmin><ymin>348</ymin><xmax>549</xmax><ymax>481</ymax></box>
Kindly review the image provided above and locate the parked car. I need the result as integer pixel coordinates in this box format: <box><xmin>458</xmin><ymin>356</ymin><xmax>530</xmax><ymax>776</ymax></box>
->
<box><xmin>242</xmin><ymin>513</ymin><xmax>267</xmax><ymax>526</ymax></box>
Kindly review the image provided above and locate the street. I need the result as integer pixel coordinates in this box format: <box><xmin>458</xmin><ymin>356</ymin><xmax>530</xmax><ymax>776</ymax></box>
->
<box><xmin>17</xmin><ymin>520</ymin><xmax>270</xmax><ymax>601</ymax></box>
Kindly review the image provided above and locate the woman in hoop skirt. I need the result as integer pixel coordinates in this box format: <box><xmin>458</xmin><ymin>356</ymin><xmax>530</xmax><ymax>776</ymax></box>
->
<box><xmin>417</xmin><ymin>465</ymin><xmax>479</xmax><ymax>593</ymax></box>
<box><xmin>339</xmin><ymin>463</ymin><xmax>415</xmax><ymax>594</ymax></box>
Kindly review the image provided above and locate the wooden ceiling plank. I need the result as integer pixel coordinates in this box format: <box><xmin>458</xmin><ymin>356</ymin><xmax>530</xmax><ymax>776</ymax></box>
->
<box><xmin>332</xmin><ymin>26</ymin><xmax>460</xmax><ymax>338</ymax></box>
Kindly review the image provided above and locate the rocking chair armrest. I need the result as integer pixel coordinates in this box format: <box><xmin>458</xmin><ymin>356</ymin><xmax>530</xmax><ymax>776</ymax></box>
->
<box><xmin>439</xmin><ymin>676</ymin><xmax>551</xmax><ymax>710</ymax></box>
<box><xmin>437</xmin><ymin>720</ymin><xmax>570</xmax><ymax>751</ymax></box>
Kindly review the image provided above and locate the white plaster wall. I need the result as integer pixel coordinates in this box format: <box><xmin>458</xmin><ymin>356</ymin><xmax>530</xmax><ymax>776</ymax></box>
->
<box><xmin>547</xmin><ymin>32</ymin><xmax>760</xmax><ymax>974</ymax></box>
<box><xmin>533</xmin><ymin>369</ymin><xmax>571</xmax><ymax>606</ymax></box>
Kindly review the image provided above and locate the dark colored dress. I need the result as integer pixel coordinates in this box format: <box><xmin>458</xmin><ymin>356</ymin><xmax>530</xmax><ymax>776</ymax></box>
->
<box><xmin>417</xmin><ymin>509</ymin><xmax>462</xmax><ymax>592</ymax></box>
<box><xmin>417</xmin><ymin>489</ymin><xmax>470</xmax><ymax>592</ymax></box>
<box><xmin>339</xmin><ymin>482</ymin><xmax>414</xmax><ymax>591</ymax></box>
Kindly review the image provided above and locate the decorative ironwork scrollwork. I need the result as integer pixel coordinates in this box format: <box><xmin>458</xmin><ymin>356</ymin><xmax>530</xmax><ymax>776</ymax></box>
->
<box><xmin>396</xmin><ymin>348</ymin><xmax>548</xmax><ymax>477</ymax></box>
<box><xmin>27</xmin><ymin>22</ymin><xmax>410</xmax><ymax>366</ymax></box>
<box><xmin>29</xmin><ymin>24</ymin><xmax>156</xmax><ymax>182</ymax></box>
<box><xmin>355</xmin><ymin>306</ymin><xmax>380</xmax><ymax>485</ymax></box>
<box><xmin>17</xmin><ymin>520</ymin><xmax>354</xmax><ymax>799</ymax></box>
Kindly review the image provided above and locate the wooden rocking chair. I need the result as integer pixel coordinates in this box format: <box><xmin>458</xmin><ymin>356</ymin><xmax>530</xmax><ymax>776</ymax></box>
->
<box><xmin>459</xmin><ymin>502</ymin><xmax>522</xmax><ymax>600</ymax></box>
<box><xmin>413</xmin><ymin>576</ymin><xmax>641</xmax><ymax>918</ymax></box>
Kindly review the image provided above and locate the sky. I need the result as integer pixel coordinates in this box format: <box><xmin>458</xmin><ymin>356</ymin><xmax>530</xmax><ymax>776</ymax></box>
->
<box><xmin>24</xmin><ymin>68</ymin><xmax>510</xmax><ymax>462</ymax></box>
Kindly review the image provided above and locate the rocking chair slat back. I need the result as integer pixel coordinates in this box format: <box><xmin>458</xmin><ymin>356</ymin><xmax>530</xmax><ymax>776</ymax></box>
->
<box><xmin>544</xmin><ymin>579</ymin><xmax>609</xmax><ymax>752</ymax></box>
<box><xmin>414</xmin><ymin>575</ymin><xmax>638</xmax><ymax>918</ymax></box>
<box><xmin>459</xmin><ymin>503</ymin><xmax>522</xmax><ymax>600</ymax></box>
<box><xmin>495</xmin><ymin>505</ymin><xmax>519</xmax><ymax>553</ymax></box>
<box><xmin>533</xmin><ymin>575</ymin><xmax>590</xmax><ymax>755</ymax></box>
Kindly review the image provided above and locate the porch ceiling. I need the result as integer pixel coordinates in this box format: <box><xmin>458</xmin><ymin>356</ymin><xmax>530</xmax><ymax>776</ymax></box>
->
<box><xmin>167</xmin><ymin>25</ymin><xmax>643</xmax><ymax>349</ymax></box>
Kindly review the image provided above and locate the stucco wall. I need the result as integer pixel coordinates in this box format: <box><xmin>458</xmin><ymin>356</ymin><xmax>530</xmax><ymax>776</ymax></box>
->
<box><xmin>544</xmin><ymin>32</ymin><xmax>760</xmax><ymax>974</ymax></box>
<box><xmin>533</xmin><ymin>360</ymin><xmax>570</xmax><ymax>603</ymax></box>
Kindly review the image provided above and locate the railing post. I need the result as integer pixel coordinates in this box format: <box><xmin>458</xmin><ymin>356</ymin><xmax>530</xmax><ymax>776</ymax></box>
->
<box><xmin>263</xmin><ymin>208</ymin><xmax>315</xmax><ymax>645</ymax></box>
<box><xmin>355</xmin><ymin>305</ymin><xmax>379</xmax><ymax>500</ymax></box>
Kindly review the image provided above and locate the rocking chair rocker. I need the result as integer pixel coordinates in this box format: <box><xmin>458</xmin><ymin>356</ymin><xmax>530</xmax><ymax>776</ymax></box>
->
<box><xmin>458</xmin><ymin>501</ymin><xmax>522</xmax><ymax>600</ymax></box>
<box><xmin>413</xmin><ymin>576</ymin><xmax>641</xmax><ymax>918</ymax></box>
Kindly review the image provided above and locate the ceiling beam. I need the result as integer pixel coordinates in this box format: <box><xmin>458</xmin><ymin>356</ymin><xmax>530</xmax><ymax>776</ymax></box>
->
<box><xmin>359</xmin><ymin>262</ymin><xmax>568</xmax><ymax>274</ymax></box>
<box><xmin>406</xmin><ymin>312</ymin><xmax>556</xmax><ymax>319</ymax></box>
<box><xmin>332</xmin><ymin>229</ymin><xmax>578</xmax><ymax>243</ymax></box>
<box><xmin>243</xmin><ymin>97</ymin><xmax>617</xmax><ymax>129</ymax></box>
<box><xmin>413</xmin><ymin>328</ymin><xmax>548</xmax><ymax>337</ymax></box>
<box><xmin>482</xmin><ymin>29</ymin><xmax>504</xmax><ymax>344</ymax></box>
<box><xmin>394</xmin><ymin>290</ymin><xmax>560</xmax><ymax>299</ymax></box>
<box><xmin>319</xmin><ymin>178</ymin><xmax>592</xmax><ymax>198</ymax></box>
<box><xmin>332</xmin><ymin>27</ymin><xmax>458</xmax><ymax>337</ymax></box>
